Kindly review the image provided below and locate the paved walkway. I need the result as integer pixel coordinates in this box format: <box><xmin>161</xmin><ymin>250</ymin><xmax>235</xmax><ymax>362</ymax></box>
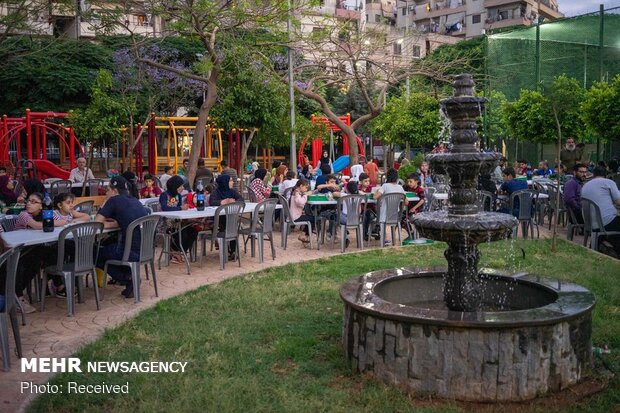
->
<box><xmin>0</xmin><ymin>218</ymin><xmax>602</xmax><ymax>412</ymax></box>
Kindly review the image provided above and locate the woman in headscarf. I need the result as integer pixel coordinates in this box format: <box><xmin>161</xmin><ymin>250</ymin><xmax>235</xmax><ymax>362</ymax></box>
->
<box><xmin>158</xmin><ymin>175</ymin><xmax>197</xmax><ymax>262</ymax></box>
<box><xmin>209</xmin><ymin>174</ymin><xmax>243</xmax><ymax>261</ymax></box>
<box><xmin>316</xmin><ymin>150</ymin><xmax>333</xmax><ymax>172</ymax></box>
<box><xmin>250</xmin><ymin>168</ymin><xmax>271</xmax><ymax>202</ymax></box>
<box><xmin>0</xmin><ymin>175</ymin><xmax>17</xmax><ymax>205</ymax></box>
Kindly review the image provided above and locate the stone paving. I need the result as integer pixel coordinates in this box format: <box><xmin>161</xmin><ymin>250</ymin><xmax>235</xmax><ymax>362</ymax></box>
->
<box><xmin>0</xmin><ymin>221</ymin><xmax>596</xmax><ymax>412</ymax></box>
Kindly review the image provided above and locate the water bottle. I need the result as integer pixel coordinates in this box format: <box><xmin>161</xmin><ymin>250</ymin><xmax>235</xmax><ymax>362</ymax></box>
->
<box><xmin>592</xmin><ymin>345</ymin><xmax>610</xmax><ymax>356</ymax></box>
<box><xmin>42</xmin><ymin>193</ymin><xmax>54</xmax><ymax>232</ymax></box>
<box><xmin>196</xmin><ymin>181</ymin><xmax>205</xmax><ymax>211</ymax></box>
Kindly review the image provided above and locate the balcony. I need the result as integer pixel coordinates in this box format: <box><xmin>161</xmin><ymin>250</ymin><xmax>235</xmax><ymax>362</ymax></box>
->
<box><xmin>335</xmin><ymin>5</ymin><xmax>360</xmax><ymax>20</ymax></box>
<box><xmin>485</xmin><ymin>16</ymin><xmax>532</xmax><ymax>29</ymax></box>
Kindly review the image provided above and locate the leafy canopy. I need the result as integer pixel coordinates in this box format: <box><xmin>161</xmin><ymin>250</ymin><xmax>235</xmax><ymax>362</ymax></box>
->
<box><xmin>581</xmin><ymin>74</ymin><xmax>620</xmax><ymax>142</ymax></box>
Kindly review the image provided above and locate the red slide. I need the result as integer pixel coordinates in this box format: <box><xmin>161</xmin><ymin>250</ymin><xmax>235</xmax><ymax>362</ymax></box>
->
<box><xmin>33</xmin><ymin>159</ymin><xmax>70</xmax><ymax>180</ymax></box>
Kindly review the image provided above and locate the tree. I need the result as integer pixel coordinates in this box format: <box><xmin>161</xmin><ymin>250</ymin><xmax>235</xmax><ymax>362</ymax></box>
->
<box><xmin>369</xmin><ymin>93</ymin><xmax>440</xmax><ymax>149</ymax></box>
<box><xmin>0</xmin><ymin>38</ymin><xmax>112</xmax><ymax>115</ymax></box>
<box><xmin>68</xmin><ymin>69</ymin><xmax>129</xmax><ymax>170</ymax></box>
<box><xmin>482</xmin><ymin>90</ymin><xmax>509</xmax><ymax>149</ymax></box>
<box><xmin>581</xmin><ymin>74</ymin><xmax>620</xmax><ymax>143</ymax></box>
<box><xmin>502</xmin><ymin>77</ymin><xmax>585</xmax><ymax>146</ymax></box>
<box><xmin>266</xmin><ymin>14</ymin><xmax>466</xmax><ymax>166</ymax></box>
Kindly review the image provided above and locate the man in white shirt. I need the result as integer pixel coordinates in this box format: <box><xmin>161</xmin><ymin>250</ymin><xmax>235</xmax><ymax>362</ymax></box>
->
<box><xmin>159</xmin><ymin>165</ymin><xmax>174</xmax><ymax>189</ymax></box>
<box><xmin>581</xmin><ymin>166</ymin><xmax>620</xmax><ymax>257</ymax></box>
<box><xmin>69</xmin><ymin>157</ymin><xmax>95</xmax><ymax>183</ymax></box>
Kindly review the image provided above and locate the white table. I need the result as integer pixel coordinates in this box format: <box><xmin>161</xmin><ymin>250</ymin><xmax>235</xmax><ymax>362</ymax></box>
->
<box><xmin>153</xmin><ymin>203</ymin><xmax>281</xmax><ymax>274</ymax></box>
<box><xmin>1</xmin><ymin>226</ymin><xmax>118</xmax><ymax>248</ymax></box>
<box><xmin>43</xmin><ymin>180</ymin><xmax>110</xmax><ymax>189</ymax></box>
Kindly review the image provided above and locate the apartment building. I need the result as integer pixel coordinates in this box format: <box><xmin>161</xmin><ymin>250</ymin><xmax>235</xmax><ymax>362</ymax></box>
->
<box><xmin>395</xmin><ymin>0</ymin><xmax>563</xmax><ymax>39</ymax></box>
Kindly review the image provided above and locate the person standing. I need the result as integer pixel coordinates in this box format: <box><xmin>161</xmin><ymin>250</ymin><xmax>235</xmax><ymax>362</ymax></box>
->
<box><xmin>581</xmin><ymin>166</ymin><xmax>620</xmax><ymax>257</ymax></box>
<box><xmin>564</xmin><ymin>164</ymin><xmax>587</xmax><ymax>225</ymax></box>
<box><xmin>316</xmin><ymin>150</ymin><xmax>333</xmax><ymax>172</ymax></box>
<box><xmin>195</xmin><ymin>158</ymin><xmax>214</xmax><ymax>184</ymax></box>
<box><xmin>560</xmin><ymin>137</ymin><xmax>584</xmax><ymax>172</ymax></box>
<box><xmin>364</xmin><ymin>158</ymin><xmax>380</xmax><ymax>186</ymax></box>
<box><xmin>69</xmin><ymin>157</ymin><xmax>95</xmax><ymax>183</ymax></box>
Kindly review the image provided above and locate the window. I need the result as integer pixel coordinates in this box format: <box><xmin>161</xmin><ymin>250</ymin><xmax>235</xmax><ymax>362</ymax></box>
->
<box><xmin>412</xmin><ymin>45</ymin><xmax>421</xmax><ymax>57</ymax></box>
<box><xmin>402</xmin><ymin>7</ymin><xmax>407</xmax><ymax>15</ymax></box>
<box><xmin>375</xmin><ymin>14</ymin><xmax>381</xmax><ymax>23</ymax></box>
<box><xmin>393</xmin><ymin>42</ymin><xmax>402</xmax><ymax>55</ymax></box>
<box><xmin>472</xmin><ymin>14</ymin><xmax>481</xmax><ymax>24</ymax></box>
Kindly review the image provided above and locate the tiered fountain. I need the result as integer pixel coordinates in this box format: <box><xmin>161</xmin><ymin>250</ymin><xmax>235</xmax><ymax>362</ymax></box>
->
<box><xmin>340</xmin><ymin>74</ymin><xmax>595</xmax><ymax>401</ymax></box>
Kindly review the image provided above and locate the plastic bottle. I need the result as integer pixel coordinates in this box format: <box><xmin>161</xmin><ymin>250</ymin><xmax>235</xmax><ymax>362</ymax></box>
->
<box><xmin>196</xmin><ymin>181</ymin><xmax>205</xmax><ymax>211</ymax></box>
<box><xmin>42</xmin><ymin>193</ymin><xmax>54</xmax><ymax>232</ymax></box>
<box><xmin>592</xmin><ymin>345</ymin><xmax>611</xmax><ymax>356</ymax></box>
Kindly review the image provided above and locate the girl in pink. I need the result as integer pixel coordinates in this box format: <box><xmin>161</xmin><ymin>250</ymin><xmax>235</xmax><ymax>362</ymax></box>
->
<box><xmin>289</xmin><ymin>179</ymin><xmax>315</xmax><ymax>244</ymax></box>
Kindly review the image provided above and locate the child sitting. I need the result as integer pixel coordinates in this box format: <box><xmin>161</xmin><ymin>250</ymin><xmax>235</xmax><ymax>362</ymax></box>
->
<box><xmin>140</xmin><ymin>174</ymin><xmax>163</xmax><ymax>199</ymax></box>
<box><xmin>402</xmin><ymin>173</ymin><xmax>425</xmax><ymax>216</ymax></box>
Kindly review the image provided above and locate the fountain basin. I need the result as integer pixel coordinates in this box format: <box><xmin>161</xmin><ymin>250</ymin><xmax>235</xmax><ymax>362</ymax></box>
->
<box><xmin>412</xmin><ymin>211</ymin><xmax>518</xmax><ymax>244</ymax></box>
<box><xmin>341</xmin><ymin>267</ymin><xmax>595</xmax><ymax>401</ymax></box>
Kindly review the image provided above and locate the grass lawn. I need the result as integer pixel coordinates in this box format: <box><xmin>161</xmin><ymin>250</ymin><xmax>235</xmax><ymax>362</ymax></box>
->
<box><xmin>29</xmin><ymin>239</ymin><xmax>620</xmax><ymax>413</ymax></box>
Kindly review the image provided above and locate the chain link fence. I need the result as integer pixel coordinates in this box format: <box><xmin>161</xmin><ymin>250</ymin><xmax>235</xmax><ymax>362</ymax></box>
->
<box><xmin>485</xmin><ymin>7</ymin><xmax>620</xmax><ymax>164</ymax></box>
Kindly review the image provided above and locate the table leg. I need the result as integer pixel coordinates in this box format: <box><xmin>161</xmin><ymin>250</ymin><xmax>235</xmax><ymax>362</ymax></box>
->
<box><xmin>177</xmin><ymin>220</ymin><xmax>191</xmax><ymax>275</ymax></box>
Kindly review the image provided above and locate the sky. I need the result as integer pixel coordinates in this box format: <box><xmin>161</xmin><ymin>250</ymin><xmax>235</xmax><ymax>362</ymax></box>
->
<box><xmin>558</xmin><ymin>0</ymin><xmax>620</xmax><ymax>16</ymax></box>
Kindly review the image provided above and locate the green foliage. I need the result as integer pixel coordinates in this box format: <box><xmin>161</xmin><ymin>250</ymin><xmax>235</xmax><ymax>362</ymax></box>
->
<box><xmin>0</xmin><ymin>38</ymin><xmax>112</xmax><ymax>115</ymax></box>
<box><xmin>370</xmin><ymin>93</ymin><xmax>440</xmax><ymax>147</ymax></box>
<box><xmin>482</xmin><ymin>90</ymin><xmax>510</xmax><ymax>141</ymax></box>
<box><xmin>398</xmin><ymin>161</ymin><xmax>418</xmax><ymax>181</ymax></box>
<box><xmin>581</xmin><ymin>75</ymin><xmax>620</xmax><ymax>142</ymax></box>
<box><xmin>502</xmin><ymin>76</ymin><xmax>585</xmax><ymax>144</ymax></box>
<box><xmin>68</xmin><ymin>70</ymin><xmax>130</xmax><ymax>145</ymax></box>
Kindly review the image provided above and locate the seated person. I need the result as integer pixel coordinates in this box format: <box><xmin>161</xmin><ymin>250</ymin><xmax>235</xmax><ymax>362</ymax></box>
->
<box><xmin>249</xmin><ymin>168</ymin><xmax>271</xmax><ymax>202</ymax></box>
<box><xmin>122</xmin><ymin>171</ymin><xmax>140</xmax><ymax>199</ymax></box>
<box><xmin>314</xmin><ymin>164</ymin><xmax>334</xmax><ymax>190</ymax></box>
<box><xmin>271</xmin><ymin>165</ymin><xmax>288</xmax><ymax>186</ymax></box>
<box><xmin>417</xmin><ymin>161</ymin><xmax>433</xmax><ymax>187</ymax></box>
<box><xmin>533</xmin><ymin>160</ymin><xmax>554</xmax><ymax>177</ymax></box>
<box><xmin>289</xmin><ymin>179</ymin><xmax>315</xmax><ymax>245</ymax></box>
<box><xmin>159</xmin><ymin>165</ymin><xmax>174</xmax><ymax>189</ymax></box>
<box><xmin>53</xmin><ymin>193</ymin><xmax>90</xmax><ymax>223</ymax></box>
<box><xmin>15</xmin><ymin>192</ymin><xmax>68</xmax><ymax>230</ymax></box>
<box><xmin>402</xmin><ymin>173</ymin><xmax>425</xmax><ymax>216</ymax></box>
<box><xmin>210</xmin><ymin>174</ymin><xmax>244</xmax><ymax>261</ymax></box>
<box><xmin>278</xmin><ymin>171</ymin><xmax>298</xmax><ymax>200</ymax></box>
<box><xmin>315</xmin><ymin>174</ymin><xmax>342</xmax><ymax>237</ymax></box>
<box><xmin>96</xmin><ymin>176</ymin><xmax>148</xmax><ymax>298</ymax></box>
<box><xmin>564</xmin><ymin>163</ymin><xmax>587</xmax><ymax>225</ymax></box>
<box><xmin>498</xmin><ymin>167</ymin><xmax>528</xmax><ymax>216</ymax></box>
<box><xmin>195</xmin><ymin>158</ymin><xmax>214</xmax><ymax>184</ymax></box>
<box><xmin>0</xmin><ymin>175</ymin><xmax>17</xmax><ymax>205</ymax></box>
<box><xmin>158</xmin><ymin>176</ymin><xmax>198</xmax><ymax>260</ymax></box>
<box><xmin>140</xmin><ymin>174</ymin><xmax>163</xmax><ymax>199</ymax></box>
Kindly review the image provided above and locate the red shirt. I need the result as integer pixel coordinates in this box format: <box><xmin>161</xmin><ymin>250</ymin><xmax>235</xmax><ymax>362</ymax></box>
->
<box><xmin>140</xmin><ymin>186</ymin><xmax>162</xmax><ymax>199</ymax></box>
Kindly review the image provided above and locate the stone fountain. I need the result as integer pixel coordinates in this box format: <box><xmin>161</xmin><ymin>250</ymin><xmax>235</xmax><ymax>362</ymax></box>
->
<box><xmin>340</xmin><ymin>74</ymin><xmax>595</xmax><ymax>401</ymax></box>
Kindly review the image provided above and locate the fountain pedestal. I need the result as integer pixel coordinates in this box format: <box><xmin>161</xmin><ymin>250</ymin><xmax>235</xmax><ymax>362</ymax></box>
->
<box><xmin>340</xmin><ymin>74</ymin><xmax>595</xmax><ymax>401</ymax></box>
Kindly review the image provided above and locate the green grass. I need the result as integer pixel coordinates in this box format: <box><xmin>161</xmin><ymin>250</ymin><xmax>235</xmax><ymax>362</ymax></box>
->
<box><xmin>29</xmin><ymin>240</ymin><xmax>620</xmax><ymax>413</ymax></box>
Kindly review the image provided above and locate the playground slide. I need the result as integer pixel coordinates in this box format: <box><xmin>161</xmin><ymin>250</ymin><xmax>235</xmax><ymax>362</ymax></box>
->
<box><xmin>332</xmin><ymin>155</ymin><xmax>350</xmax><ymax>174</ymax></box>
<box><xmin>33</xmin><ymin>159</ymin><xmax>71</xmax><ymax>180</ymax></box>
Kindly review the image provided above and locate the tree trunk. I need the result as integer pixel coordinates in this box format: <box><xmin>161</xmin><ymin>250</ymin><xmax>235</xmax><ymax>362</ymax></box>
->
<box><xmin>240</xmin><ymin>128</ymin><xmax>257</xmax><ymax>177</ymax></box>
<box><xmin>551</xmin><ymin>106</ymin><xmax>562</xmax><ymax>252</ymax></box>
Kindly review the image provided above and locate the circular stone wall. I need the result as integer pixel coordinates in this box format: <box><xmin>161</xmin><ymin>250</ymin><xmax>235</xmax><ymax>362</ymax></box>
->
<box><xmin>340</xmin><ymin>268</ymin><xmax>595</xmax><ymax>402</ymax></box>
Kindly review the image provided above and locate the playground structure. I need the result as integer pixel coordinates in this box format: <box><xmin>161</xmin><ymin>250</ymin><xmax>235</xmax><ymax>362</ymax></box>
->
<box><xmin>299</xmin><ymin>114</ymin><xmax>364</xmax><ymax>175</ymax></box>
<box><xmin>0</xmin><ymin>110</ymin><xmax>82</xmax><ymax>179</ymax></box>
<box><xmin>125</xmin><ymin>116</ymin><xmax>224</xmax><ymax>179</ymax></box>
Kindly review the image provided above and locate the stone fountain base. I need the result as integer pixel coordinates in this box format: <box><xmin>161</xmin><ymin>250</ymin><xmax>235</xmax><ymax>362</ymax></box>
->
<box><xmin>341</xmin><ymin>268</ymin><xmax>595</xmax><ymax>401</ymax></box>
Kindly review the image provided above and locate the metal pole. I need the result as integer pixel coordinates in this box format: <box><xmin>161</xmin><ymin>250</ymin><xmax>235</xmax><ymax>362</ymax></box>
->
<box><xmin>597</xmin><ymin>4</ymin><xmax>604</xmax><ymax>162</ymax></box>
<box><xmin>288</xmin><ymin>0</ymin><xmax>297</xmax><ymax>172</ymax></box>
<box><xmin>405</xmin><ymin>0</ymin><xmax>410</xmax><ymax>101</ymax></box>
<box><xmin>535</xmin><ymin>18</ymin><xmax>541</xmax><ymax>90</ymax></box>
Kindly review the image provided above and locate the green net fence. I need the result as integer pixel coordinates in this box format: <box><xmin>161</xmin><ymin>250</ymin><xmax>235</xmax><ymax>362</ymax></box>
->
<box><xmin>485</xmin><ymin>7</ymin><xmax>620</xmax><ymax>163</ymax></box>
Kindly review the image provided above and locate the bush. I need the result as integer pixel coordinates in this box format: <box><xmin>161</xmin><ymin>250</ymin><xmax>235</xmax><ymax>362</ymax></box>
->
<box><xmin>398</xmin><ymin>162</ymin><xmax>418</xmax><ymax>181</ymax></box>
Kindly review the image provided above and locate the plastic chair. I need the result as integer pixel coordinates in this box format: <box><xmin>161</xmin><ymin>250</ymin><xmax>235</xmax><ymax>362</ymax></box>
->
<box><xmin>423</xmin><ymin>187</ymin><xmax>437</xmax><ymax>212</ymax></box>
<box><xmin>246</xmin><ymin>185</ymin><xmax>259</xmax><ymax>202</ymax></box>
<box><xmin>510</xmin><ymin>190</ymin><xmax>539</xmax><ymax>239</ymax></box>
<box><xmin>202</xmin><ymin>201</ymin><xmax>245</xmax><ymax>270</ymax></box>
<box><xmin>546</xmin><ymin>184</ymin><xmax>567</xmax><ymax>229</ymax></box>
<box><xmin>82</xmin><ymin>179</ymin><xmax>104</xmax><ymax>197</ymax></box>
<box><xmin>42</xmin><ymin>222</ymin><xmax>103</xmax><ymax>317</ymax></box>
<box><xmin>566</xmin><ymin>206</ymin><xmax>584</xmax><ymax>241</ymax></box>
<box><xmin>103</xmin><ymin>215</ymin><xmax>161</xmax><ymax>303</ymax></box>
<box><xmin>1</xmin><ymin>216</ymin><xmax>17</xmax><ymax>232</ymax></box>
<box><xmin>581</xmin><ymin>197</ymin><xmax>620</xmax><ymax>252</ymax></box>
<box><xmin>0</xmin><ymin>246</ymin><xmax>23</xmax><ymax>371</ymax></box>
<box><xmin>50</xmin><ymin>180</ymin><xmax>72</xmax><ymax>198</ymax></box>
<box><xmin>532</xmin><ymin>181</ymin><xmax>550</xmax><ymax>225</ymax></box>
<box><xmin>376</xmin><ymin>193</ymin><xmax>407</xmax><ymax>247</ymax></box>
<box><xmin>240</xmin><ymin>198</ymin><xmax>277</xmax><ymax>263</ymax></box>
<box><xmin>74</xmin><ymin>200</ymin><xmax>94</xmax><ymax>215</ymax></box>
<box><xmin>333</xmin><ymin>194</ymin><xmax>366</xmax><ymax>252</ymax></box>
<box><xmin>477</xmin><ymin>190</ymin><xmax>495</xmax><ymax>212</ymax></box>
<box><xmin>278</xmin><ymin>194</ymin><xmax>314</xmax><ymax>250</ymax></box>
